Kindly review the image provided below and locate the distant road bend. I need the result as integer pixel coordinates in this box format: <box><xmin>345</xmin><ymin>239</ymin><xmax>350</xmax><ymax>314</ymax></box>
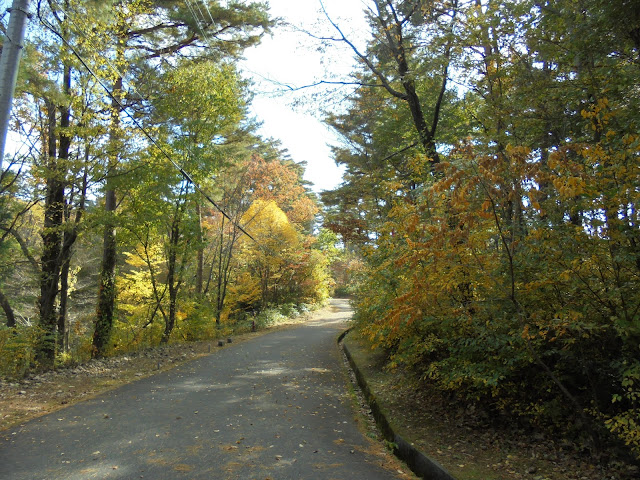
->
<box><xmin>0</xmin><ymin>299</ymin><xmax>402</xmax><ymax>479</ymax></box>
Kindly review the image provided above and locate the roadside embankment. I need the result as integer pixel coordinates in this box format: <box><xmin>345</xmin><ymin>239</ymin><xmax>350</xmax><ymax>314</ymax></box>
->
<box><xmin>340</xmin><ymin>329</ymin><xmax>455</xmax><ymax>480</ymax></box>
<box><xmin>339</xmin><ymin>329</ymin><xmax>637</xmax><ymax>480</ymax></box>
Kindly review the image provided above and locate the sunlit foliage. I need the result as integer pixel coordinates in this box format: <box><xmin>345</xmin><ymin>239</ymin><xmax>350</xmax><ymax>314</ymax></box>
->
<box><xmin>326</xmin><ymin>0</ymin><xmax>640</xmax><ymax>458</ymax></box>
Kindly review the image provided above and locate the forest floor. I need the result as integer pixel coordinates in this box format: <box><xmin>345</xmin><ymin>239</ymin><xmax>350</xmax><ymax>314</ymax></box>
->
<box><xmin>343</xmin><ymin>330</ymin><xmax>639</xmax><ymax>480</ymax></box>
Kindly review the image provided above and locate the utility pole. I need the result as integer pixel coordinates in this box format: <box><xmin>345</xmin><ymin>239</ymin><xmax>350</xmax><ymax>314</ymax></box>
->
<box><xmin>0</xmin><ymin>0</ymin><xmax>31</xmax><ymax>171</ymax></box>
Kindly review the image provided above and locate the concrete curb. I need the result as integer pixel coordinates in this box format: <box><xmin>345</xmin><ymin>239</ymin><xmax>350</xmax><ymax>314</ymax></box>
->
<box><xmin>339</xmin><ymin>329</ymin><xmax>456</xmax><ymax>480</ymax></box>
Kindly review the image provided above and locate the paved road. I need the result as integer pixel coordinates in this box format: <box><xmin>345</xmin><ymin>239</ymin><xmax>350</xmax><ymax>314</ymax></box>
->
<box><xmin>0</xmin><ymin>299</ymin><xmax>401</xmax><ymax>479</ymax></box>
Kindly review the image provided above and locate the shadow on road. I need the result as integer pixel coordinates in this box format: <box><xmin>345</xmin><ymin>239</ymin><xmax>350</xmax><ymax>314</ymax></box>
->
<box><xmin>0</xmin><ymin>299</ymin><xmax>402</xmax><ymax>480</ymax></box>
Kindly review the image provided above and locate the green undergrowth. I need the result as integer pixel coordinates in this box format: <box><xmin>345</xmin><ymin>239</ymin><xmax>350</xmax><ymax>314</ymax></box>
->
<box><xmin>1</xmin><ymin>301</ymin><xmax>320</xmax><ymax>381</ymax></box>
<box><xmin>343</xmin><ymin>330</ymin><xmax>637</xmax><ymax>480</ymax></box>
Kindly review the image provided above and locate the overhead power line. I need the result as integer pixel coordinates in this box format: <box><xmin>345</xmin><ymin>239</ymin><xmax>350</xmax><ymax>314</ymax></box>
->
<box><xmin>185</xmin><ymin>0</ymin><xmax>212</xmax><ymax>45</ymax></box>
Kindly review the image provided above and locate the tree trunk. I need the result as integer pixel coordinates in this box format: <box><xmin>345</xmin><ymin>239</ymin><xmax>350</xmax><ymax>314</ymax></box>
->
<box><xmin>37</xmin><ymin>99</ymin><xmax>64</xmax><ymax>367</ymax></box>
<box><xmin>373</xmin><ymin>0</ymin><xmax>449</xmax><ymax>166</ymax></box>
<box><xmin>57</xmin><ymin>253</ymin><xmax>70</xmax><ymax>352</ymax></box>
<box><xmin>93</xmin><ymin>188</ymin><xmax>117</xmax><ymax>356</ymax></box>
<box><xmin>217</xmin><ymin>232</ymin><xmax>237</xmax><ymax>325</ymax></box>
<box><xmin>93</xmin><ymin>73</ymin><xmax>122</xmax><ymax>358</ymax></box>
<box><xmin>195</xmin><ymin>201</ymin><xmax>204</xmax><ymax>295</ymax></box>
<box><xmin>214</xmin><ymin>216</ymin><xmax>226</xmax><ymax>326</ymax></box>
<box><xmin>0</xmin><ymin>287</ymin><xmax>16</xmax><ymax>327</ymax></box>
<box><xmin>57</xmin><ymin>145</ymin><xmax>89</xmax><ymax>353</ymax></box>
<box><xmin>401</xmin><ymin>77</ymin><xmax>439</xmax><ymax>163</ymax></box>
<box><xmin>212</xmin><ymin>219</ymin><xmax>239</xmax><ymax>326</ymax></box>
<box><xmin>161</xmin><ymin>213</ymin><xmax>181</xmax><ymax>343</ymax></box>
<box><xmin>54</xmin><ymin>58</ymin><xmax>73</xmax><ymax>354</ymax></box>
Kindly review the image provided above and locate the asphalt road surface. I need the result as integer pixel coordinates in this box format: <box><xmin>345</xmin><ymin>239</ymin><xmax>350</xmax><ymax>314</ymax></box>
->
<box><xmin>0</xmin><ymin>299</ymin><xmax>402</xmax><ymax>479</ymax></box>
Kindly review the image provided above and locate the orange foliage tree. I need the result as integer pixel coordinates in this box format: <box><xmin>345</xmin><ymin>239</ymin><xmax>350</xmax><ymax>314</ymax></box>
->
<box><xmin>353</xmin><ymin>105</ymin><xmax>639</xmax><ymax>454</ymax></box>
<box><xmin>327</xmin><ymin>0</ymin><xmax>640</xmax><ymax>458</ymax></box>
<box><xmin>244</xmin><ymin>154</ymin><xmax>319</xmax><ymax>231</ymax></box>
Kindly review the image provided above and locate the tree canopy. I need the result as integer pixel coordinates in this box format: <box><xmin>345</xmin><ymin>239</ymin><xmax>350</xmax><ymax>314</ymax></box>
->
<box><xmin>0</xmin><ymin>1</ymin><xmax>332</xmax><ymax>374</ymax></box>
<box><xmin>321</xmin><ymin>0</ymin><xmax>640</xmax><ymax>460</ymax></box>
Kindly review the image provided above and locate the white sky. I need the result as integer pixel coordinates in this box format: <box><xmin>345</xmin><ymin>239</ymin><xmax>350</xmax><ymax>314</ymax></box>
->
<box><xmin>240</xmin><ymin>0</ymin><xmax>370</xmax><ymax>193</ymax></box>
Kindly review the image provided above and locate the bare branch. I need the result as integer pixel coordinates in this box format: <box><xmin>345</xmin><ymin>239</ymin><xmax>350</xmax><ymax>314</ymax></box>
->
<box><xmin>127</xmin><ymin>22</ymin><xmax>187</xmax><ymax>38</ymax></box>
<box><xmin>318</xmin><ymin>0</ymin><xmax>408</xmax><ymax>100</ymax></box>
<box><xmin>0</xmin><ymin>223</ymin><xmax>40</xmax><ymax>272</ymax></box>
<box><xmin>431</xmin><ymin>0</ymin><xmax>458</xmax><ymax>139</ymax></box>
<box><xmin>380</xmin><ymin>140</ymin><xmax>419</xmax><ymax>162</ymax></box>
<box><xmin>279</xmin><ymin>80</ymin><xmax>387</xmax><ymax>92</ymax></box>
<box><xmin>384</xmin><ymin>0</ymin><xmax>402</xmax><ymax>27</ymax></box>
<box><xmin>293</xmin><ymin>27</ymin><xmax>343</xmax><ymax>43</ymax></box>
<box><xmin>138</xmin><ymin>32</ymin><xmax>201</xmax><ymax>59</ymax></box>
<box><xmin>432</xmin><ymin>48</ymin><xmax>451</xmax><ymax>137</ymax></box>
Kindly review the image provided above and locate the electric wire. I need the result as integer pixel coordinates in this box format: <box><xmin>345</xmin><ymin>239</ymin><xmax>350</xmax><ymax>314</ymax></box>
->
<box><xmin>200</xmin><ymin>0</ymin><xmax>218</xmax><ymax>26</ymax></box>
<box><xmin>36</xmin><ymin>2</ymin><xmax>260</xmax><ymax>245</ymax></box>
<box><xmin>185</xmin><ymin>0</ymin><xmax>212</xmax><ymax>46</ymax></box>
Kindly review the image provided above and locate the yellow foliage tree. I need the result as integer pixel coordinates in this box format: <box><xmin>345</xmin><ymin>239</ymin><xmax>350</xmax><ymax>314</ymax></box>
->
<box><xmin>115</xmin><ymin>243</ymin><xmax>166</xmax><ymax>351</ymax></box>
<box><xmin>233</xmin><ymin>200</ymin><xmax>303</xmax><ymax>310</ymax></box>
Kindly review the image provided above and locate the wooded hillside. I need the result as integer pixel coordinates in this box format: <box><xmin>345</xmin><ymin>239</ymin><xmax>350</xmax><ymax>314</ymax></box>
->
<box><xmin>320</xmin><ymin>0</ymin><xmax>640</xmax><ymax>460</ymax></box>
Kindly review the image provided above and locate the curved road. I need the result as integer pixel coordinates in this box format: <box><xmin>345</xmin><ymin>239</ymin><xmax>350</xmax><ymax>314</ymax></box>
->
<box><xmin>0</xmin><ymin>299</ymin><xmax>402</xmax><ymax>479</ymax></box>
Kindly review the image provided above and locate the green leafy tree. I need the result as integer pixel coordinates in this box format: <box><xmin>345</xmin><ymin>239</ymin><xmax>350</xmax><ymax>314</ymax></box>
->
<box><xmin>90</xmin><ymin>0</ymin><xmax>273</xmax><ymax>356</ymax></box>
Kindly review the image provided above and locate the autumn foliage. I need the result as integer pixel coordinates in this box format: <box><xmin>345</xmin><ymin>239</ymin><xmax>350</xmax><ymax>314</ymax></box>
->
<box><xmin>113</xmin><ymin>155</ymin><xmax>330</xmax><ymax>349</ymax></box>
<box><xmin>323</xmin><ymin>0</ymin><xmax>640</xmax><ymax>461</ymax></box>
<box><xmin>349</xmin><ymin>105</ymin><xmax>639</xmax><ymax>457</ymax></box>
<box><xmin>0</xmin><ymin>1</ymin><xmax>331</xmax><ymax>378</ymax></box>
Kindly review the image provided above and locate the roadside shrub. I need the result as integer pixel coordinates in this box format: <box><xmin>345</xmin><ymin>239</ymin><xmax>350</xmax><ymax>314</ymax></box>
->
<box><xmin>278</xmin><ymin>303</ymin><xmax>296</xmax><ymax>317</ymax></box>
<box><xmin>0</xmin><ymin>326</ymin><xmax>40</xmax><ymax>379</ymax></box>
<box><xmin>295</xmin><ymin>303</ymin><xmax>311</xmax><ymax>314</ymax></box>
<box><xmin>174</xmin><ymin>302</ymin><xmax>218</xmax><ymax>342</ymax></box>
<box><xmin>111</xmin><ymin>313</ymin><xmax>163</xmax><ymax>355</ymax></box>
<box><xmin>255</xmin><ymin>307</ymin><xmax>285</xmax><ymax>328</ymax></box>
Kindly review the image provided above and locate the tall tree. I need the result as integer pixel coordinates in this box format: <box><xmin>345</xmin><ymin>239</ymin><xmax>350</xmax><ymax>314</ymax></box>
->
<box><xmin>34</xmin><ymin>0</ymin><xmax>92</xmax><ymax>366</ymax></box>
<box><xmin>90</xmin><ymin>0</ymin><xmax>272</xmax><ymax>356</ymax></box>
<box><xmin>244</xmin><ymin>154</ymin><xmax>319</xmax><ymax>232</ymax></box>
<box><xmin>323</xmin><ymin>0</ymin><xmax>640</xmax><ymax>458</ymax></box>
<box><xmin>320</xmin><ymin>0</ymin><xmax>460</xmax><ymax>166</ymax></box>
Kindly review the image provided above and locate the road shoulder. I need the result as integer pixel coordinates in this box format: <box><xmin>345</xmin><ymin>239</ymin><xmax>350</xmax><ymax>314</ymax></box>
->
<box><xmin>341</xmin><ymin>330</ymin><xmax>455</xmax><ymax>480</ymax></box>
